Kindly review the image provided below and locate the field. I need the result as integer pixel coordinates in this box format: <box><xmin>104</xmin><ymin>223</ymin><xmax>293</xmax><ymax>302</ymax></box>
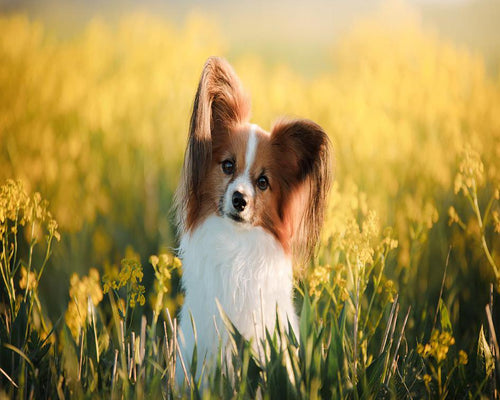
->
<box><xmin>0</xmin><ymin>7</ymin><xmax>500</xmax><ymax>399</ymax></box>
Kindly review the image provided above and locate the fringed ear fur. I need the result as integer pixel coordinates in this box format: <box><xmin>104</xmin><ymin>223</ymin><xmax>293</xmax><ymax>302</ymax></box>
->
<box><xmin>175</xmin><ymin>57</ymin><xmax>251</xmax><ymax>232</ymax></box>
<box><xmin>271</xmin><ymin>119</ymin><xmax>332</xmax><ymax>271</ymax></box>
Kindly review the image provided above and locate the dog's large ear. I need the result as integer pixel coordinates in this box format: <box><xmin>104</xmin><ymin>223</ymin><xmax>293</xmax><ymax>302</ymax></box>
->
<box><xmin>271</xmin><ymin>119</ymin><xmax>332</xmax><ymax>269</ymax></box>
<box><xmin>176</xmin><ymin>57</ymin><xmax>250</xmax><ymax>231</ymax></box>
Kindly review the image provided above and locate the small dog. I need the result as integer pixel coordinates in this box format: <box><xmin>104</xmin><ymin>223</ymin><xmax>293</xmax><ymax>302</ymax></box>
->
<box><xmin>175</xmin><ymin>57</ymin><xmax>331</xmax><ymax>379</ymax></box>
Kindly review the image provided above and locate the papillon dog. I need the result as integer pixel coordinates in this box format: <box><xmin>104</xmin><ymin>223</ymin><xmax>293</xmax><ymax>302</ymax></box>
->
<box><xmin>174</xmin><ymin>57</ymin><xmax>331</xmax><ymax>379</ymax></box>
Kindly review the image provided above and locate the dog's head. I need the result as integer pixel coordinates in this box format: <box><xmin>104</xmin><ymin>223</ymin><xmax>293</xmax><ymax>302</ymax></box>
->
<box><xmin>175</xmin><ymin>57</ymin><xmax>332</xmax><ymax>262</ymax></box>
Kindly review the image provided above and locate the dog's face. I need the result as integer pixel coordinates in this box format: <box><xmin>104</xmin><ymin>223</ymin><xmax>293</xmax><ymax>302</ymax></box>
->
<box><xmin>176</xmin><ymin>57</ymin><xmax>331</xmax><ymax>260</ymax></box>
<box><xmin>212</xmin><ymin>124</ymin><xmax>273</xmax><ymax>227</ymax></box>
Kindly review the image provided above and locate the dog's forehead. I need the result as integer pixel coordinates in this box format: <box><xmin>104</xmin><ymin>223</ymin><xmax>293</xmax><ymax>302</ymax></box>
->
<box><xmin>234</xmin><ymin>123</ymin><xmax>269</xmax><ymax>138</ymax></box>
<box><xmin>230</xmin><ymin>123</ymin><xmax>269</xmax><ymax>158</ymax></box>
<box><xmin>226</xmin><ymin>123</ymin><xmax>273</xmax><ymax>174</ymax></box>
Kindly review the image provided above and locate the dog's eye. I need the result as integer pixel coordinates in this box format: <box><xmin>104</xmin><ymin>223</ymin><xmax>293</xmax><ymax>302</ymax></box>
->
<box><xmin>222</xmin><ymin>159</ymin><xmax>235</xmax><ymax>175</ymax></box>
<box><xmin>257</xmin><ymin>175</ymin><xmax>269</xmax><ymax>191</ymax></box>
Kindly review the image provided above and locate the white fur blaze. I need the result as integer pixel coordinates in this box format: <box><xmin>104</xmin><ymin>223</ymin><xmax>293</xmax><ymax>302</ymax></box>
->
<box><xmin>244</xmin><ymin>124</ymin><xmax>258</xmax><ymax>176</ymax></box>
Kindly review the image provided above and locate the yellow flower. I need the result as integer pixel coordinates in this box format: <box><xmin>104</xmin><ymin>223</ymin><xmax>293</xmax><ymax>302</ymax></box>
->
<box><xmin>149</xmin><ymin>255</ymin><xmax>159</xmax><ymax>268</ymax></box>
<box><xmin>150</xmin><ymin>252</ymin><xmax>181</xmax><ymax>296</ymax></box>
<box><xmin>19</xmin><ymin>266</ymin><xmax>37</xmax><ymax>291</ymax></box>
<box><xmin>419</xmin><ymin>329</ymin><xmax>456</xmax><ymax>363</ymax></box>
<box><xmin>493</xmin><ymin>211</ymin><xmax>500</xmax><ymax>234</ymax></box>
<box><xmin>47</xmin><ymin>217</ymin><xmax>60</xmax><ymax>242</ymax></box>
<box><xmin>417</xmin><ymin>343</ymin><xmax>432</xmax><ymax>358</ymax></box>
<box><xmin>102</xmin><ymin>264</ymin><xmax>119</xmax><ymax>293</ymax></box>
<box><xmin>383</xmin><ymin>280</ymin><xmax>396</xmax><ymax>303</ymax></box>
<box><xmin>88</xmin><ymin>268</ymin><xmax>104</xmax><ymax>305</ymax></box>
<box><xmin>448</xmin><ymin>206</ymin><xmax>460</xmax><ymax>226</ymax></box>
<box><xmin>65</xmin><ymin>268</ymin><xmax>103</xmax><ymax>339</ymax></box>
<box><xmin>102</xmin><ymin>258</ymin><xmax>145</xmax><ymax>309</ymax></box>
<box><xmin>379</xmin><ymin>228</ymin><xmax>399</xmax><ymax>252</ymax></box>
<box><xmin>454</xmin><ymin>147</ymin><xmax>484</xmax><ymax>195</ymax></box>
<box><xmin>308</xmin><ymin>264</ymin><xmax>331</xmax><ymax>297</ymax></box>
<box><xmin>340</xmin><ymin>288</ymin><xmax>350</xmax><ymax>302</ymax></box>
<box><xmin>362</xmin><ymin>210</ymin><xmax>380</xmax><ymax>239</ymax></box>
<box><xmin>0</xmin><ymin>180</ymin><xmax>60</xmax><ymax>246</ymax></box>
<box><xmin>458</xmin><ymin>350</ymin><xmax>468</xmax><ymax>365</ymax></box>
<box><xmin>130</xmin><ymin>285</ymin><xmax>146</xmax><ymax>308</ymax></box>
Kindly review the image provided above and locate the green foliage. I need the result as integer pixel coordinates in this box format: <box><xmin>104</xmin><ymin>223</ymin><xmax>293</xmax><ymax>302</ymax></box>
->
<box><xmin>0</xmin><ymin>179</ymin><xmax>497</xmax><ymax>398</ymax></box>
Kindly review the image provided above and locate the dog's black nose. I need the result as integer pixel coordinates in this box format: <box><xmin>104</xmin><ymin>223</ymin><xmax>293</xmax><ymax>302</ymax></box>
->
<box><xmin>232</xmin><ymin>191</ymin><xmax>247</xmax><ymax>212</ymax></box>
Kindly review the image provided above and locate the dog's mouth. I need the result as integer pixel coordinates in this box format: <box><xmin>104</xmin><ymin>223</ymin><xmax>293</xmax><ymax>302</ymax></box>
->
<box><xmin>228</xmin><ymin>213</ymin><xmax>244</xmax><ymax>223</ymax></box>
<box><xmin>223</xmin><ymin>211</ymin><xmax>255</xmax><ymax>226</ymax></box>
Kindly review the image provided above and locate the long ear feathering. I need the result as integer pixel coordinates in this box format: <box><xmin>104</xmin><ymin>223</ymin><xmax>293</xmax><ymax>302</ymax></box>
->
<box><xmin>271</xmin><ymin>119</ymin><xmax>333</xmax><ymax>273</ymax></box>
<box><xmin>174</xmin><ymin>57</ymin><xmax>251</xmax><ymax>232</ymax></box>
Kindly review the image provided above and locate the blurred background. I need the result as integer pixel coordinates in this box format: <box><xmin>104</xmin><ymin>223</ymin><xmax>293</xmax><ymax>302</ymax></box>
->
<box><xmin>0</xmin><ymin>0</ymin><xmax>499</xmax><ymax>350</ymax></box>
<box><xmin>2</xmin><ymin>0</ymin><xmax>500</xmax><ymax>74</ymax></box>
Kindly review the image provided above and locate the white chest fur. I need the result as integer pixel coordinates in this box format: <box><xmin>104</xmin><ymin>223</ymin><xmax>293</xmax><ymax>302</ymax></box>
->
<box><xmin>177</xmin><ymin>215</ymin><xmax>298</xmax><ymax>375</ymax></box>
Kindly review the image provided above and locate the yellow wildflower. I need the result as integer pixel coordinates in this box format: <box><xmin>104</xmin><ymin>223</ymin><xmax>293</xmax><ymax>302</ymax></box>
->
<box><xmin>493</xmin><ymin>211</ymin><xmax>500</xmax><ymax>234</ymax></box>
<box><xmin>102</xmin><ymin>264</ymin><xmax>119</xmax><ymax>293</ymax></box>
<box><xmin>448</xmin><ymin>206</ymin><xmax>460</xmax><ymax>226</ymax></box>
<box><xmin>362</xmin><ymin>210</ymin><xmax>380</xmax><ymax>239</ymax></box>
<box><xmin>0</xmin><ymin>180</ymin><xmax>28</xmax><ymax>223</ymax></box>
<box><xmin>383</xmin><ymin>279</ymin><xmax>396</xmax><ymax>303</ymax></box>
<box><xmin>332</xmin><ymin>264</ymin><xmax>347</xmax><ymax>288</ymax></box>
<box><xmin>458</xmin><ymin>350</ymin><xmax>468</xmax><ymax>365</ymax></box>
<box><xmin>379</xmin><ymin>228</ymin><xmax>399</xmax><ymax>252</ymax></box>
<box><xmin>19</xmin><ymin>266</ymin><xmax>37</xmax><ymax>291</ymax></box>
<box><xmin>454</xmin><ymin>147</ymin><xmax>484</xmax><ymax>195</ymax></box>
<box><xmin>65</xmin><ymin>268</ymin><xmax>103</xmax><ymax>339</ymax></box>
<box><xmin>102</xmin><ymin>258</ymin><xmax>145</xmax><ymax>309</ymax></box>
<box><xmin>308</xmin><ymin>264</ymin><xmax>331</xmax><ymax>297</ymax></box>
<box><xmin>419</xmin><ymin>329</ymin><xmax>455</xmax><ymax>364</ymax></box>
<box><xmin>47</xmin><ymin>217</ymin><xmax>60</xmax><ymax>242</ymax></box>
<box><xmin>130</xmin><ymin>285</ymin><xmax>146</xmax><ymax>308</ymax></box>
<box><xmin>150</xmin><ymin>252</ymin><xmax>180</xmax><ymax>295</ymax></box>
<box><xmin>0</xmin><ymin>180</ymin><xmax>60</xmax><ymax>244</ymax></box>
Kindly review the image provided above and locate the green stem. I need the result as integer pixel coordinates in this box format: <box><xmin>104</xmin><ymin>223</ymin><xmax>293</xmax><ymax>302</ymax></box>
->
<box><xmin>481</xmin><ymin>235</ymin><xmax>499</xmax><ymax>278</ymax></box>
<box><xmin>438</xmin><ymin>365</ymin><xmax>445</xmax><ymax>400</ymax></box>
<box><xmin>353</xmin><ymin>259</ymin><xmax>360</xmax><ymax>385</ymax></box>
<box><xmin>324</xmin><ymin>283</ymin><xmax>339</xmax><ymax>314</ymax></box>
<box><xmin>362</xmin><ymin>252</ymin><xmax>386</xmax><ymax>332</ymax></box>
<box><xmin>24</xmin><ymin>233</ymin><xmax>53</xmax><ymax>341</ymax></box>
<box><xmin>1</xmin><ymin>228</ymin><xmax>16</xmax><ymax>315</ymax></box>
<box><xmin>27</xmin><ymin>220</ymin><xmax>35</xmax><ymax>270</ymax></box>
<box><xmin>152</xmin><ymin>291</ymin><xmax>164</xmax><ymax>332</ymax></box>
<box><xmin>12</xmin><ymin>211</ymin><xmax>18</xmax><ymax>275</ymax></box>
<box><xmin>470</xmin><ymin>184</ymin><xmax>499</xmax><ymax>278</ymax></box>
<box><xmin>37</xmin><ymin>233</ymin><xmax>53</xmax><ymax>282</ymax></box>
<box><xmin>23</xmin><ymin>220</ymin><xmax>36</xmax><ymax>302</ymax></box>
<box><xmin>482</xmin><ymin>194</ymin><xmax>496</xmax><ymax>228</ymax></box>
<box><xmin>442</xmin><ymin>363</ymin><xmax>458</xmax><ymax>399</ymax></box>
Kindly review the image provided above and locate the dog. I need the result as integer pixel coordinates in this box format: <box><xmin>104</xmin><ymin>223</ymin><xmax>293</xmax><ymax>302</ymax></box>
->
<box><xmin>174</xmin><ymin>57</ymin><xmax>331</xmax><ymax>380</ymax></box>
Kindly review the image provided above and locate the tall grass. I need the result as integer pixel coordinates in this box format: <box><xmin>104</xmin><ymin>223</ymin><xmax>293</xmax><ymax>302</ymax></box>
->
<box><xmin>0</xmin><ymin>11</ymin><xmax>499</xmax><ymax>398</ymax></box>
